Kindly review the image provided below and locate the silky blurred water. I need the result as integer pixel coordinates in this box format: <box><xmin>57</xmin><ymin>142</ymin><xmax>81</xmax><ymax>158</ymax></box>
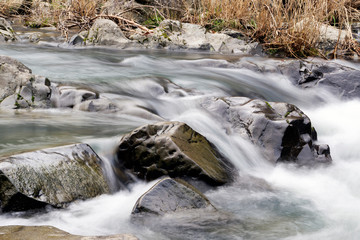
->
<box><xmin>0</xmin><ymin>43</ymin><xmax>360</xmax><ymax>240</ymax></box>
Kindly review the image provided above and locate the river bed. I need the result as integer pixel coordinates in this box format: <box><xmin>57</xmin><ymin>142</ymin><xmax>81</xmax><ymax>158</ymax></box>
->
<box><xmin>0</xmin><ymin>43</ymin><xmax>360</xmax><ymax>240</ymax></box>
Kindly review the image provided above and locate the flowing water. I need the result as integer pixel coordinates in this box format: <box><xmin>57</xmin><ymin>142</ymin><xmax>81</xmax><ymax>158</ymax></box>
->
<box><xmin>0</xmin><ymin>43</ymin><xmax>360</xmax><ymax>240</ymax></box>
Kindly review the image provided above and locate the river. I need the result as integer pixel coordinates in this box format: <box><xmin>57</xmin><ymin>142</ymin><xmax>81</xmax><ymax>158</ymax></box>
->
<box><xmin>0</xmin><ymin>43</ymin><xmax>360</xmax><ymax>240</ymax></box>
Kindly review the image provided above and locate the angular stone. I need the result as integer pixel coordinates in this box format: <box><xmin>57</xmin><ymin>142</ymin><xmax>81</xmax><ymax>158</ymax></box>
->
<box><xmin>86</xmin><ymin>19</ymin><xmax>129</xmax><ymax>46</ymax></box>
<box><xmin>201</xmin><ymin>97</ymin><xmax>332</xmax><ymax>166</ymax></box>
<box><xmin>132</xmin><ymin>178</ymin><xmax>215</xmax><ymax>216</ymax></box>
<box><xmin>115</xmin><ymin>121</ymin><xmax>234</xmax><ymax>186</ymax></box>
<box><xmin>0</xmin><ymin>144</ymin><xmax>110</xmax><ymax>212</ymax></box>
<box><xmin>0</xmin><ymin>225</ymin><xmax>138</xmax><ymax>240</ymax></box>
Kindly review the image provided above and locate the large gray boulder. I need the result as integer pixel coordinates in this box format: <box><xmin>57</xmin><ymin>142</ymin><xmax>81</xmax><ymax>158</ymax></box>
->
<box><xmin>0</xmin><ymin>143</ymin><xmax>110</xmax><ymax>212</ymax></box>
<box><xmin>0</xmin><ymin>56</ymin><xmax>52</xmax><ymax>109</ymax></box>
<box><xmin>132</xmin><ymin>177</ymin><xmax>215</xmax><ymax>216</ymax></box>
<box><xmin>201</xmin><ymin>97</ymin><xmax>332</xmax><ymax>166</ymax></box>
<box><xmin>85</xmin><ymin>19</ymin><xmax>130</xmax><ymax>46</ymax></box>
<box><xmin>0</xmin><ymin>226</ymin><xmax>138</xmax><ymax>240</ymax></box>
<box><xmin>0</xmin><ymin>18</ymin><xmax>17</xmax><ymax>42</ymax></box>
<box><xmin>115</xmin><ymin>121</ymin><xmax>234</xmax><ymax>186</ymax></box>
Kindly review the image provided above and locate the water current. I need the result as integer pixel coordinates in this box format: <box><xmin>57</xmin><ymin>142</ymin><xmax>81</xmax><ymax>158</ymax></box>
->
<box><xmin>0</xmin><ymin>43</ymin><xmax>360</xmax><ymax>240</ymax></box>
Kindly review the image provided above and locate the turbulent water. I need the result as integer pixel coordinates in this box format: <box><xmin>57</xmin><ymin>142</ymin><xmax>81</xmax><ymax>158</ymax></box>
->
<box><xmin>0</xmin><ymin>43</ymin><xmax>360</xmax><ymax>240</ymax></box>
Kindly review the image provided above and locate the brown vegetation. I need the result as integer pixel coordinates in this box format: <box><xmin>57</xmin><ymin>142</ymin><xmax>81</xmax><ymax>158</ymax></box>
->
<box><xmin>1</xmin><ymin>0</ymin><xmax>359</xmax><ymax>57</ymax></box>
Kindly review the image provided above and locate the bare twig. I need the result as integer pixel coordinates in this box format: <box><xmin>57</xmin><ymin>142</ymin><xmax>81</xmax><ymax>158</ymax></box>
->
<box><xmin>94</xmin><ymin>14</ymin><xmax>153</xmax><ymax>33</ymax></box>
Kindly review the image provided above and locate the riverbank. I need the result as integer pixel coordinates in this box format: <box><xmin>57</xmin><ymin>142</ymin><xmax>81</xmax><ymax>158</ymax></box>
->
<box><xmin>1</xmin><ymin>0</ymin><xmax>360</xmax><ymax>58</ymax></box>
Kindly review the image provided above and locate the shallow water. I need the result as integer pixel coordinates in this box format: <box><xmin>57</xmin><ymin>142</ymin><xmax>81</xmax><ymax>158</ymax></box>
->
<box><xmin>0</xmin><ymin>43</ymin><xmax>360</xmax><ymax>240</ymax></box>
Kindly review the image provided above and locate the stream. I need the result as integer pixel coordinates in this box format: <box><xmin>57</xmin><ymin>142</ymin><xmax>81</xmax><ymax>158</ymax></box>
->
<box><xmin>0</xmin><ymin>43</ymin><xmax>360</xmax><ymax>240</ymax></box>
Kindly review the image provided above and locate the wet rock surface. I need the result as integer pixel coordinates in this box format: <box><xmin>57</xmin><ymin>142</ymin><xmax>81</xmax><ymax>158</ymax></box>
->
<box><xmin>115</xmin><ymin>121</ymin><xmax>235</xmax><ymax>186</ymax></box>
<box><xmin>201</xmin><ymin>97</ymin><xmax>332</xmax><ymax>166</ymax></box>
<box><xmin>274</xmin><ymin>60</ymin><xmax>360</xmax><ymax>99</ymax></box>
<box><xmin>132</xmin><ymin>177</ymin><xmax>215</xmax><ymax>216</ymax></box>
<box><xmin>0</xmin><ymin>225</ymin><xmax>138</xmax><ymax>240</ymax></box>
<box><xmin>0</xmin><ymin>143</ymin><xmax>110</xmax><ymax>212</ymax></box>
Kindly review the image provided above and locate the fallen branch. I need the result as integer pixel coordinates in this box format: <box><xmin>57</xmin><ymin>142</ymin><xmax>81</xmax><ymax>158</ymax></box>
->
<box><xmin>94</xmin><ymin>14</ymin><xmax>153</xmax><ymax>33</ymax></box>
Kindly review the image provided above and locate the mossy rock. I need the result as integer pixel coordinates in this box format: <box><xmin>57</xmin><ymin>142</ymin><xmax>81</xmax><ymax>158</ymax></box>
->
<box><xmin>0</xmin><ymin>144</ymin><xmax>110</xmax><ymax>212</ymax></box>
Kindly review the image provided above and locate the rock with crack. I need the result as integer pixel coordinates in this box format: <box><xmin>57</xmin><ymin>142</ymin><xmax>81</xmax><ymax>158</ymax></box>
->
<box><xmin>0</xmin><ymin>18</ymin><xmax>17</xmax><ymax>42</ymax></box>
<box><xmin>115</xmin><ymin>121</ymin><xmax>235</xmax><ymax>187</ymax></box>
<box><xmin>201</xmin><ymin>97</ymin><xmax>332</xmax><ymax>166</ymax></box>
<box><xmin>0</xmin><ymin>143</ymin><xmax>110</xmax><ymax>212</ymax></box>
<box><xmin>0</xmin><ymin>225</ymin><xmax>138</xmax><ymax>240</ymax></box>
<box><xmin>132</xmin><ymin>177</ymin><xmax>216</xmax><ymax>216</ymax></box>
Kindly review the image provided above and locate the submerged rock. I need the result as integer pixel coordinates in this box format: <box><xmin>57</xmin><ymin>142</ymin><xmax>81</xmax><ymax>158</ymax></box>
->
<box><xmin>0</xmin><ymin>143</ymin><xmax>110</xmax><ymax>212</ymax></box>
<box><xmin>0</xmin><ymin>18</ymin><xmax>17</xmax><ymax>42</ymax></box>
<box><xmin>74</xmin><ymin>98</ymin><xmax>164</xmax><ymax>121</ymax></box>
<box><xmin>115</xmin><ymin>121</ymin><xmax>234</xmax><ymax>186</ymax></box>
<box><xmin>52</xmin><ymin>85</ymin><xmax>99</xmax><ymax>108</ymax></box>
<box><xmin>201</xmin><ymin>97</ymin><xmax>332</xmax><ymax>166</ymax></box>
<box><xmin>0</xmin><ymin>225</ymin><xmax>138</xmax><ymax>240</ymax></box>
<box><xmin>132</xmin><ymin>177</ymin><xmax>215</xmax><ymax>216</ymax></box>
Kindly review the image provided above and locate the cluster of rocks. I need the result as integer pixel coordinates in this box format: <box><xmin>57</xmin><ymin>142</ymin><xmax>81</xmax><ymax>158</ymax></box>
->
<box><xmin>0</xmin><ymin>46</ymin><xmax>336</xmax><ymax>239</ymax></box>
<box><xmin>69</xmin><ymin>18</ymin><xmax>260</xmax><ymax>55</ymax></box>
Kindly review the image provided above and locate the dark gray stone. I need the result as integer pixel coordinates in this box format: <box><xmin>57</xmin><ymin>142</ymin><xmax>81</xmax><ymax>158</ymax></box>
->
<box><xmin>115</xmin><ymin>121</ymin><xmax>234</xmax><ymax>186</ymax></box>
<box><xmin>0</xmin><ymin>143</ymin><xmax>110</xmax><ymax>212</ymax></box>
<box><xmin>132</xmin><ymin>178</ymin><xmax>215</xmax><ymax>216</ymax></box>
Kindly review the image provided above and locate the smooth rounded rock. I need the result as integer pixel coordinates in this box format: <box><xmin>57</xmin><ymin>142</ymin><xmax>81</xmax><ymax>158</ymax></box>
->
<box><xmin>132</xmin><ymin>177</ymin><xmax>215</xmax><ymax>216</ymax></box>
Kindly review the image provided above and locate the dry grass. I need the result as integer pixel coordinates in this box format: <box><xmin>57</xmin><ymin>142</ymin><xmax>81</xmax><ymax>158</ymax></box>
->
<box><xmin>189</xmin><ymin>0</ymin><xmax>360</xmax><ymax>57</ymax></box>
<box><xmin>1</xmin><ymin>0</ymin><xmax>359</xmax><ymax>57</ymax></box>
